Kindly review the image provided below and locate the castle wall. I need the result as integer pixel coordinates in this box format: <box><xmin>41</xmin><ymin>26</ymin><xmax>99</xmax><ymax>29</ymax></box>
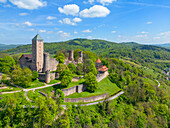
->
<box><xmin>61</xmin><ymin>86</ymin><xmax>77</xmax><ymax>96</ymax></box>
<box><xmin>64</xmin><ymin>93</ymin><xmax>108</xmax><ymax>103</ymax></box>
<box><xmin>50</xmin><ymin>72</ymin><xmax>55</xmax><ymax>80</ymax></box>
<box><xmin>38</xmin><ymin>73</ymin><xmax>46</xmax><ymax>81</ymax></box>
<box><xmin>61</xmin><ymin>84</ymin><xmax>87</xmax><ymax>96</ymax></box>
<box><xmin>49</xmin><ymin>58</ymin><xmax>58</xmax><ymax>71</ymax></box>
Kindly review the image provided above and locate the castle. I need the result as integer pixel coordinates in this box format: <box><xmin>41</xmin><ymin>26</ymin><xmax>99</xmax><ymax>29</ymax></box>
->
<box><xmin>19</xmin><ymin>34</ymin><xmax>58</xmax><ymax>83</ymax></box>
<box><xmin>19</xmin><ymin>34</ymin><xmax>107</xmax><ymax>83</ymax></box>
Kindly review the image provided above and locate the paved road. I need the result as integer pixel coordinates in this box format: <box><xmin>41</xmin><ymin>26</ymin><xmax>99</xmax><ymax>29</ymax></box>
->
<box><xmin>156</xmin><ymin>80</ymin><xmax>160</xmax><ymax>87</ymax></box>
<box><xmin>61</xmin><ymin>91</ymin><xmax>124</xmax><ymax>108</ymax></box>
<box><xmin>1</xmin><ymin>82</ymin><xmax>61</xmax><ymax>95</ymax></box>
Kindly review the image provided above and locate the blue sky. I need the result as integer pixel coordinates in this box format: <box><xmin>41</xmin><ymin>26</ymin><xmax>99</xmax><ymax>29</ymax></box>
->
<box><xmin>0</xmin><ymin>0</ymin><xmax>170</xmax><ymax>45</ymax></box>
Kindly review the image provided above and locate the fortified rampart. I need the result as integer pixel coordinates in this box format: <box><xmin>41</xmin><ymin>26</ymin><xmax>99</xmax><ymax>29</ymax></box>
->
<box><xmin>64</xmin><ymin>93</ymin><xmax>108</xmax><ymax>103</ymax></box>
<box><xmin>61</xmin><ymin>84</ymin><xmax>86</xmax><ymax>96</ymax></box>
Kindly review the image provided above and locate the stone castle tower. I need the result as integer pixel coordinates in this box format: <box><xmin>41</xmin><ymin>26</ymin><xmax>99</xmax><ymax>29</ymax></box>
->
<box><xmin>32</xmin><ymin>34</ymin><xmax>44</xmax><ymax>72</ymax></box>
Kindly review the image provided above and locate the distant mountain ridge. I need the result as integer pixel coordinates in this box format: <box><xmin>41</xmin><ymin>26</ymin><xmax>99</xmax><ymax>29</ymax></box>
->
<box><xmin>152</xmin><ymin>43</ymin><xmax>170</xmax><ymax>48</ymax></box>
<box><xmin>0</xmin><ymin>44</ymin><xmax>21</xmax><ymax>51</ymax></box>
<box><xmin>0</xmin><ymin>39</ymin><xmax>169</xmax><ymax>61</ymax></box>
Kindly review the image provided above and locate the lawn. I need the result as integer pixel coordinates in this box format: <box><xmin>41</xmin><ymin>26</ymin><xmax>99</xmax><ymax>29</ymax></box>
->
<box><xmin>154</xmin><ymin>59</ymin><xmax>170</xmax><ymax>63</ymax></box>
<box><xmin>121</xmin><ymin>59</ymin><xmax>142</xmax><ymax>67</ymax></box>
<box><xmin>47</xmin><ymin>79</ymin><xmax>60</xmax><ymax>85</ymax></box>
<box><xmin>0</xmin><ymin>83</ymin><xmax>22</xmax><ymax>92</ymax></box>
<box><xmin>26</xmin><ymin>79</ymin><xmax>45</xmax><ymax>89</ymax></box>
<box><xmin>66</xmin><ymin>77</ymin><xmax>121</xmax><ymax>98</ymax></box>
<box><xmin>37</xmin><ymin>78</ymin><xmax>85</xmax><ymax>94</ymax></box>
<box><xmin>27</xmin><ymin>90</ymin><xmax>44</xmax><ymax>101</ymax></box>
<box><xmin>143</xmin><ymin>68</ymin><xmax>159</xmax><ymax>78</ymax></box>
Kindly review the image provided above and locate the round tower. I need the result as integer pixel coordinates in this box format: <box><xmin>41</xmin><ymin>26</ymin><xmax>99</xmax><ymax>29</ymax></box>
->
<box><xmin>78</xmin><ymin>51</ymin><xmax>83</xmax><ymax>62</ymax></box>
<box><xmin>42</xmin><ymin>53</ymin><xmax>50</xmax><ymax>73</ymax></box>
<box><xmin>69</xmin><ymin>50</ymin><xmax>74</xmax><ymax>61</ymax></box>
<box><xmin>45</xmin><ymin>70</ymin><xmax>50</xmax><ymax>83</ymax></box>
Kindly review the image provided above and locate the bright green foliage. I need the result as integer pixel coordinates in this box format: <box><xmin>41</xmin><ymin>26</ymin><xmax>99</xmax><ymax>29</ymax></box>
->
<box><xmin>84</xmin><ymin>59</ymin><xmax>97</xmax><ymax>75</ymax></box>
<box><xmin>85</xmin><ymin>72</ymin><xmax>98</xmax><ymax>92</ymax></box>
<box><xmin>101</xmin><ymin>59</ymin><xmax>110</xmax><ymax>68</ymax></box>
<box><xmin>0</xmin><ymin>56</ymin><xmax>15</xmax><ymax>74</ymax></box>
<box><xmin>60</xmin><ymin>70</ymin><xmax>73</xmax><ymax>87</ymax></box>
<box><xmin>55</xmin><ymin>89</ymin><xmax>64</xmax><ymax>103</ymax></box>
<box><xmin>83</xmin><ymin>51</ymin><xmax>97</xmax><ymax>62</ymax></box>
<box><xmin>74</xmin><ymin>49</ymin><xmax>82</xmax><ymax>61</ymax></box>
<box><xmin>1</xmin><ymin>74</ymin><xmax>8</xmax><ymax>84</ymax></box>
<box><xmin>56</xmin><ymin>53</ymin><xmax>65</xmax><ymax>63</ymax></box>
<box><xmin>56</xmin><ymin>63</ymin><xmax>68</xmax><ymax>74</ymax></box>
<box><xmin>68</xmin><ymin>63</ymin><xmax>76</xmax><ymax>73</ymax></box>
<box><xmin>10</xmin><ymin>66</ymin><xmax>32</xmax><ymax>87</ymax></box>
<box><xmin>32</xmin><ymin>70</ymin><xmax>39</xmax><ymax>81</ymax></box>
<box><xmin>56</xmin><ymin>113</ymin><xmax>70</xmax><ymax>128</ymax></box>
<box><xmin>76</xmin><ymin>63</ymin><xmax>83</xmax><ymax>75</ymax></box>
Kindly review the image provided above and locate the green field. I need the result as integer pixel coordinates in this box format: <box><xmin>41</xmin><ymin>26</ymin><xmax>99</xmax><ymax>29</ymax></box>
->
<box><xmin>0</xmin><ymin>83</ymin><xmax>22</xmax><ymax>92</ymax></box>
<box><xmin>66</xmin><ymin>77</ymin><xmax>121</xmax><ymax>98</ymax></box>
<box><xmin>26</xmin><ymin>80</ymin><xmax>45</xmax><ymax>89</ymax></box>
<box><xmin>47</xmin><ymin>79</ymin><xmax>60</xmax><ymax>85</ymax></box>
<box><xmin>37</xmin><ymin>78</ymin><xmax>85</xmax><ymax>94</ymax></box>
<box><xmin>154</xmin><ymin>59</ymin><xmax>170</xmax><ymax>63</ymax></box>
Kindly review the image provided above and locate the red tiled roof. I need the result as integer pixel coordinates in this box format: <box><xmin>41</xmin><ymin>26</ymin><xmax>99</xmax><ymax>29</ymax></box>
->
<box><xmin>98</xmin><ymin>65</ymin><xmax>108</xmax><ymax>72</ymax></box>
<box><xmin>96</xmin><ymin>58</ymin><xmax>101</xmax><ymax>63</ymax></box>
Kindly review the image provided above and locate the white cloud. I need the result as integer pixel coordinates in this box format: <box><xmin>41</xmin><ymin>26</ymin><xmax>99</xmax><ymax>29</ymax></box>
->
<box><xmin>9</xmin><ymin>0</ymin><xmax>47</xmax><ymax>10</ymax></box>
<box><xmin>59</xmin><ymin>18</ymin><xmax>76</xmax><ymax>26</ymax></box>
<box><xmin>74</xmin><ymin>31</ymin><xmax>78</xmax><ymax>34</ymax></box>
<box><xmin>136</xmin><ymin>34</ymin><xmax>147</xmax><ymax>37</ymax></box>
<box><xmin>46</xmin><ymin>16</ymin><xmax>56</xmax><ymax>20</ymax></box>
<box><xmin>82</xmin><ymin>29</ymin><xmax>92</xmax><ymax>33</ymax></box>
<box><xmin>153</xmin><ymin>37</ymin><xmax>161</xmax><ymax>39</ymax></box>
<box><xmin>28</xmin><ymin>28</ymin><xmax>34</xmax><ymax>31</ymax></box>
<box><xmin>47</xmin><ymin>31</ymin><xmax>53</xmax><ymax>34</ymax></box>
<box><xmin>147</xmin><ymin>22</ymin><xmax>152</xmax><ymax>24</ymax></box>
<box><xmin>158</xmin><ymin>31</ymin><xmax>170</xmax><ymax>36</ymax></box>
<box><xmin>39</xmin><ymin>29</ymin><xmax>46</xmax><ymax>33</ymax></box>
<box><xmin>23</xmin><ymin>21</ymin><xmax>32</xmax><ymax>26</ymax></box>
<box><xmin>86</xmin><ymin>0</ymin><xmax>95</xmax><ymax>4</ymax></box>
<box><xmin>58</xmin><ymin>4</ymin><xmax>79</xmax><ymax>16</ymax></box>
<box><xmin>87</xmin><ymin>36</ymin><xmax>92</xmax><ymax>38</ymax></box>
<box><xmin>73</xmin><ymin>17</ymin><xmax>82</xmax><ymax>23</ymax></box>
<box><xmin>0</xmin><ymin>0</ymin><xmax>6</xmax><ymax>3</ymax></box>
<box><xmin>97</xmin><ymin>0</ymin><xmax>117</xmax><ymax>5</ymax></box>
<box><xmin>57</xmin><ymin>30</ymin><xmax>71</xmax><ymax>38</ymax></box>
<box><xmin>111</xmin><ymin>31</ymin><xmax>116</xmax><ymax>33</ymax></box>
<box><xmin>19</xmin><ymin>13</ymin><xmax>28</xmax><ymax>16</ymax></box>
<box><xmin>141</xmin><ymin>31</ymin><xmax>148</xmax><ymax>34</ymax></box>
<box><xmin>80</xmin><ymin>5</ymin><xmax>110</xmax><ymax>18</ymax></box>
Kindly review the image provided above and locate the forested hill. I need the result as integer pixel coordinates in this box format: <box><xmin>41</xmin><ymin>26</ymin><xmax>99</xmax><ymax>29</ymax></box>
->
<box><xmin>0</xmin><ymin>44</ymin><xmax>20</xmax><ymax>51</ymax></box>
<box><xmin>1</xmin><ymin>39</ymin><xmax>170</xmax><ymax>68</ymax></box>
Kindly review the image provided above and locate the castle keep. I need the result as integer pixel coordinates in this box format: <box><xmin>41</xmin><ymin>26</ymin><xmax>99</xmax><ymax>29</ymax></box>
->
<box><xmin>19</xmin><ymin>34</ymin><xmax>58</xmax><ymax>83</ymax></box>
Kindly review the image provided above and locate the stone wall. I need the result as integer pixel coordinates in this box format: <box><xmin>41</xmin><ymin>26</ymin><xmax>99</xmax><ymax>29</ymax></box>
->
<box><xmin>38</xmin><ymin>73</ymin><xmax>46</xmax><ymax>81</ymax></box>
<box><xmin>61</xmin><ymin>86</ymin><xmax>77</xmax><ymax>96</ymax></box>
<box><xmin>64</xmin><ymin>93</ymin><xmax>108</xmax><ymax>103</ymax></box>
<box><xmin>49</xmin><ymin>58</ymin><xmax>58</xmax><ymax>71</ymax></box>
<box><xmin>61</xmin><ymin>84</ymin><xmax>87</xmax><ymax>96</ymax></box>
<box><xmin>39</xmin><ymin>72</ymin><xmax>56</xmax><ymax>82</ymax></box>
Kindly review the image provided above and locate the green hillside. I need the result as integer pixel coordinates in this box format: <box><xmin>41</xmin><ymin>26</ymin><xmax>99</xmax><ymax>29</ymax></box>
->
<box><xmin>1</xmin><ymin>38</ymin><xmax>170</xmax><ymax>69</ymax></box>
<box><xmin>0</xmin><ymin>44</ymin><xmax>20</xmax><ymax>51</ymax></box>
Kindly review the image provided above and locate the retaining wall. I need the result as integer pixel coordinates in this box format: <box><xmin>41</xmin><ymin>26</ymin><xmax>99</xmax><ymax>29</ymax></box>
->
<box><xmin>61</xmin><ymin>84</ymin><xmax>86</xmax><ymax>96</ymax></box>
<box><xmin>64</xmin><ymin>93</ymin><xmax>108</xmax><ymax>103</ymax></box>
